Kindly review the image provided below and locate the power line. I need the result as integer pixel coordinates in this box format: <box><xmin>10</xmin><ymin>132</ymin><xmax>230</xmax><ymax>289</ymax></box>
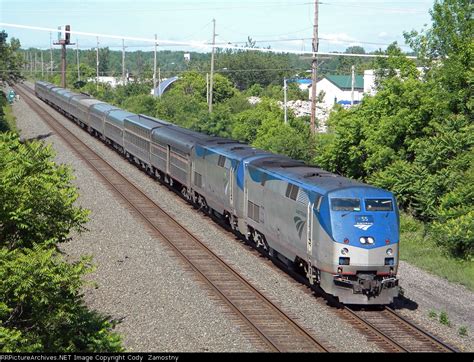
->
<box><xmin>214</xmin><ymin>37</ymin><xmax>411</xmax><ymax>48</ymax></box>
<box><xmin>2</xmin><ymin>22</ymin><xmax>417</xmax><ymax>58</ymax></box>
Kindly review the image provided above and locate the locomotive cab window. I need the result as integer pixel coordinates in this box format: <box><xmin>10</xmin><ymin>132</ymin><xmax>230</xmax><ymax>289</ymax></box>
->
<box><xmin>217</xmin><ymin>155</ymin><xmax>226</xmax><ymax>167</ymax></box>
<box><xmin>331</xmin><ymin>198</ymin><xmax>360</xmax><ymax>211</ymax></box>
<box><xmin>285</xmin><ymin>184</ymin><xmax>299</xmax><ymax>201</ymax></box>
<box><xmin>365</xmin><ymin>199</ymin><xmax>393</xmax><ymax>211</ymax></box>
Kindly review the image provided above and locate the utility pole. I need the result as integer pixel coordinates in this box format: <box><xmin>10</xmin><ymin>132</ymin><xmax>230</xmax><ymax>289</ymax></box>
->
<box><xmin>310</xmin><ymin>0</ymin><xmax>319</xmax><ymax>134</ymax></box>
<box><xmin>209</xmin><ymin>18</ymin><xmax>216</xmax><ymax>113</ymax></box>
<box><xmin>60</xmin><ymin>43</ymin><xmax>66</xmax><ymax>87</ymax></box>
<box><xmin>34</xmin><ymin>52</ymin><xmax>37</xmax><ymax>75</ymax></box>
<box><xmin>153</xmin><ymin>34</ymin><xmax>158</xmax><ymax>95</ymax></box>
<box><xmin>50</xmin><ymin>32</ymin><xmax>53</xmax><ymax>79</ymax></box>
<box><xmin>41</xmin><ymin>51</ymin><xmax>44</xmax><ymax>78</ymax></box>
<box><xmin>76</xmin><ymin>39</ymin><xmax>80</xmax><ymax>82</ymax></box>
<box><xmin>206</xmin><ymin>73</ymin><xmax>209</xmax><ymax>105</ymax></box>
<box><xmin>351</xmin><ymin>64</ymin><xmax>355</xmax><ymax>106</ymax></box>
<box><xmin>121</xmin><ymin>39</ymin><xmax>125</xmax><ymax>84</ymax></box>
<box><xmin>283</xmin><ymin>78</ymin><xmax>288</xmax><ymax>124</ymax></box>
<box><xmin>96</xmin><ymin>36</ymin><xmax>99</xmax><ymax>90</ymax></box>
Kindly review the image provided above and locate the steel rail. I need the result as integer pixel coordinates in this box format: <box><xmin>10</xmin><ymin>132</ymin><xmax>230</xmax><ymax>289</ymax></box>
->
<box><xmin>342</xmin><ymin>306</ymin><xmax>457</xmax><ymax>353</ymax></box>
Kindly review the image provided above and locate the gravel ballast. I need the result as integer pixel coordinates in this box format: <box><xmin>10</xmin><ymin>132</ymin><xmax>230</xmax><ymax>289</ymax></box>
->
<box><xmin>13</xmin><ymin>85</ymin><xmax>473</xmax><ymax>352</ymax></box>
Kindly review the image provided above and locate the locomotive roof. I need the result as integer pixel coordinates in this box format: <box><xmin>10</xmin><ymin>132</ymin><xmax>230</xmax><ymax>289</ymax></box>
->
<box><xmin>204</xmin><ymin>142</ymin><xmax>273</xmax><ymax>161</ymax></box>
<box><xmin>125</xmin><ymin>114</ymin><xmax>170</xmax><ymax>131</ymax></box>
<box><xmin>249</xmin><ymin>156</ymin><xmax>368</xmax><ymax>194</ymax></box>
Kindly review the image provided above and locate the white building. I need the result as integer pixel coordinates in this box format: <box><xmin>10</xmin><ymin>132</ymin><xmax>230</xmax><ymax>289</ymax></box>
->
<box><xmin>363</xmin><ymin>67</ymin><xmax>425</xmax><ymax>96</ymax></box>
<box><xmin>87</xmin><ymin>76</ymin><xmax>126</xmax><ymax>88</ymax></box>
<box><xmin>309</xmin><ymin>74</ymin><xmax>364</xmax><ymax>110</ymax></box>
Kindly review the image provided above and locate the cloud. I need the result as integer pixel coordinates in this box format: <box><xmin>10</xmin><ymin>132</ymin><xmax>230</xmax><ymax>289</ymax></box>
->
<box><xmin>378</xmin><ymin>31</ymin><xmax>389</xmax><ymax>38</ymax></box>
<box><xmin>320</xmin><ymin>33</ymin><xmax>362</xmax><ymax>47</ymax></box>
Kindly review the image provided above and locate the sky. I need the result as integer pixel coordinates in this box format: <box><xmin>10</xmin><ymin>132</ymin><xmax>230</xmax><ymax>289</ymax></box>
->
<box><xmin>0</xmin><ymin>0</ymin><xmax>434</xmax><ymax>54</ymax></box>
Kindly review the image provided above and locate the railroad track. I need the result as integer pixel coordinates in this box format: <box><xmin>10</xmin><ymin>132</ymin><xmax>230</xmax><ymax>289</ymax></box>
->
<box><xmin>15</xmin><ymin>84</ymin><xmax>330</xmax><ymax>353</ymax></box>
<box><xmin>339</xmin><ymin>306</ymin><xmax>457</xmax><ymax>353</ymax></box>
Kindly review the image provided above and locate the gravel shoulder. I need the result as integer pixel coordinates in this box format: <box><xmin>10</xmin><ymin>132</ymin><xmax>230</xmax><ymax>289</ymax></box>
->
<box><xmin>12</xmin><ymin>85</ymin><xmax>473</xmax><ymax>352</ymax></box>
<box><xmin>394</xmin><ymin>261</ymin><xmax>473</xmax><ymax>351</ymax></box>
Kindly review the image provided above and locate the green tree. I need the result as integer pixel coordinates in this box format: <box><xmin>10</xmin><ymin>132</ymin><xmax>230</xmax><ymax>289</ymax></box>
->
<box><xmin>0</xmin><ymin>133</ymin><xmax>123</xmax><ymax>351</ymax></box>
<box><xmin>0</xmin><ymin>134</ymin><xmax>89</xmax><ymax>250</ymax></box>
<box><xmin>217</xmin><ymin>39</ymin><xmax>294</xmax><ymax>90</ymax></box>
<box><xmin>122</xmin><ymin>94</ymin><xmax>157</xmax><ymax>115</ymax></box>
<box><xmin>0</xmin><ymin>247</ymin><xmax>123</xmax><ymax>352</ymax></box>
<box><xmin>253</xmin><ymin>116</ymin><xmax>313</xmax><ymax>162</ymax></box>
<box><xmin>230</xmin><ymin>99</ymin><xmax>280</xmax><ymax>144</ymax></box>
<box><xmin>0</xmin><ymin>31</ymin><xmax>24</xmax><ymax>85</ymax></box>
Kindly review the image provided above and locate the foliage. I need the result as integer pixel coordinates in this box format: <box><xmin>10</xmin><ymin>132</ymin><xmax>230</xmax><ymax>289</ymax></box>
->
<box><xmin>0</xmin><ymin>133</ymin><xmax>123</xmax><ymax>351</ymax></box>
<box><xmin>216</xmin><ymin>39</ymin><xmax>297</xmax><ymax>90</ymax></box>
<box><xmin>439</xmin><ymin>311</ymin><xmax>451</xmax><ymax>326</ymax></box>
<box><xmin>0</xmin><ymin>93</ymin><xmax>17</xmax><ymax>133</ymax></box>
<box><xmin>321</xmin><ymin>46</ymin><xmax>373</xmax><ymax>76</ymax></box>
<box><xmin>229</xmin><ymin>99</ymin><xmax>279</xmax><ymax>144</ymax></box>
<box><xmin>0</xmin><ymin>246</ymin><xmax>123</xmax><ymax>352</ymax></box>
<box><xmin>0</xmin><ymin>133</ymin><xmax>89</xmax><ymax>250</ymax></box>
<box><xmin>458</xmin><ymin>326</ymin><xmax>468</xmax><ymax>337</ymax></box>
<box><xmin>399</xmin><ymin>213</ymin><xmax>474</xmax><ymax>290</ymax></box>
<box><xmin>122</xmin><ymin>94</ymin><xmax>157</xmax><ymax>115</ymax></box>
<box><xmin>253</xmin><ymin>116</ymin><xmax>313</xmax><ymax>162</ymax></box>
<box><xmin>0</xmin><ymin>31</ymin><xmax>24</xmax><ymax>85</ymax></box>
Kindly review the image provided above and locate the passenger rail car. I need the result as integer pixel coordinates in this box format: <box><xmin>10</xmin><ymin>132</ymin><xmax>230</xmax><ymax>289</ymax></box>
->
<box><xmin>35</xmin><ymin>80</ymin><xmax>400</xmax><ymax>305</ymax></box>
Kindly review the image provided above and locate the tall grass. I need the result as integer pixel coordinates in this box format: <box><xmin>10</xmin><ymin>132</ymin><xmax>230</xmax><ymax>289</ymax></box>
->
<box><xmin>399</xmin><ymin>213</ymin><xmax>474</xmax><ymax>291</ymax></box>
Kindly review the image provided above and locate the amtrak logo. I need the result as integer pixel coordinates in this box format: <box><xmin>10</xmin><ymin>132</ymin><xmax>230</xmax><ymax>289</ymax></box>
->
<box><xmin>354</xmin><ymin>224</ymin><xmax>373</xmax><ymax>231</ymax></box>
<box><xmin>354</xmin><ymin>215</ymin><xmax>374</xmax><ymax>231</ymax></box>
<box><xmin>294</xmin><ymin>216</ymin><xmax>306</xmax><ymax>239</ymax></box>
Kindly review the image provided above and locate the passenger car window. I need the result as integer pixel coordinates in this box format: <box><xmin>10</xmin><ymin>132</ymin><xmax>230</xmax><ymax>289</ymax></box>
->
<box><xmin>331</xmin><ymin>198</ymin><xmax>360</xmax><ymax>211</ymax></box>
<box><xmin>365</xmin><ymin>199</ymin><xmax>393</xmax><ymax>211</ymax></box>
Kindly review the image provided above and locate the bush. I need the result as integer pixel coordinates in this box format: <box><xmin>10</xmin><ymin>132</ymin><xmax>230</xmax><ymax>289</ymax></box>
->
<box><xmin>0</xmin><ymin>133</ymin><xmax>123</xmax><ymax>352</ymax></box>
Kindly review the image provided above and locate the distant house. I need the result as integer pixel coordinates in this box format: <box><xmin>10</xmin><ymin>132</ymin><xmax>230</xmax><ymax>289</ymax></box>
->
<box><xmin>87</xmin><ymin>76</ymin><xmax>127</xmax><ymax>88</ymax></box>
<box><xmin>309</xmin><ymin>74</ymin><xmax>364</xmax><ymax>110</ymax></box>
<box><xmin>363</xmin><ymin>67</ymin><xmax>425</xmax><ymax>96</ymax></box>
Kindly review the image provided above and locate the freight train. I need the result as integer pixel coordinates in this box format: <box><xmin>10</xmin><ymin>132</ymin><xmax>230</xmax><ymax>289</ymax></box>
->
<box><xmin>35</xmin><ymin>80</ymin><xmax>400</xmax><ymax>305</ymax></box>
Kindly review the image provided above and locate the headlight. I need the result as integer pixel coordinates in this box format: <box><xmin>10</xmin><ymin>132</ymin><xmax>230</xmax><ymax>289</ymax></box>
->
<box><xmin>341</xmin><ymin>248</ymin><xmax>349</xmax><ymax>255</ymax></box>
<box><xmin>359</xmin><ymin>237</ymin><xmax>366</xmax><ymax>244</ymax></box>
<box><xmin>386</xmin><ymin>248</ymin><xmax>393</xmax><ymax>256</ymax></box>
<box><xmin>367</xmin><ymin>237</ymin><xmax>375</xmax><ymax>244</ymax></box>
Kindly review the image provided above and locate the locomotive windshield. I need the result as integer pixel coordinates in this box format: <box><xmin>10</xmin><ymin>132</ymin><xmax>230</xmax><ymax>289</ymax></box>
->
<box><xmin>365</xmin><ymin>199</ymin><xmax>393</xmax><ymax>211</ymax></box>
<box><xmin>331</xmin><ymin>198</ymin><xmax>360</xmax><ymax>211</ymax></box>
